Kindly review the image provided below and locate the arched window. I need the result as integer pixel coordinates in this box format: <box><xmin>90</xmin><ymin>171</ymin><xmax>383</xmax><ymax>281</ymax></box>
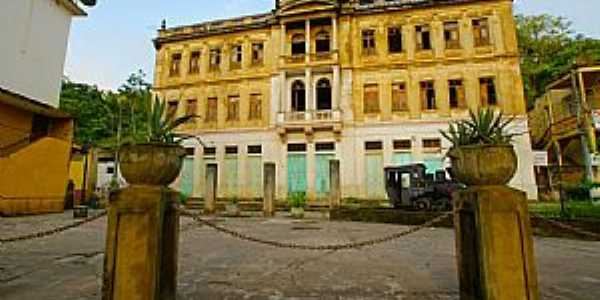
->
<box><xmin>291</xmin><ymin>34</ymin><xmax>306</xmax><ymax>55</ymax></box>
<box><xmin>315</xmin><ymin>31</ymin><xmax>331</xmax><ymax>53</ymax></box>
<box><xmin>291</xmin><ymin>80</ymin><xmax>306</xmax><ymax>112</ymax></box>
<box><xmin>316</xmin><ymin>78</ymin><xmax>332</xmax><ymax>110</ymax></box>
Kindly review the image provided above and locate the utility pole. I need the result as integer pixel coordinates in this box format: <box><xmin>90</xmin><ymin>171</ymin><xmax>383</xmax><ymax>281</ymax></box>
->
<box><xmin>571</xmin><ymin>69</ymin><xmax>594</xmax><ymax>182</ymax></box>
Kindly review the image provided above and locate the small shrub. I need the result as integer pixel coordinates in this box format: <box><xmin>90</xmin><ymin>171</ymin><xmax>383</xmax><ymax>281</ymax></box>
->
<box><xmin>288</xmin><ymin>192</ymin><xmax>306</xmax><ymax>208</ymax></box>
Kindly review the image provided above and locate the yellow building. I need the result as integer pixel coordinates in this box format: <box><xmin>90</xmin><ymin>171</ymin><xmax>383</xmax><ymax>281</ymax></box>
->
<box><xmin>154</xmin><ymin>0</ymin><xmax>537</xmax><ymax>202</ymax></box>
<box><xmin>529</xmin><ymin>63</ymin><xmax>600</xmax><ymax>189</ymax></box>
<box><xmin>0</xmin><ymin>0</ymin><xmax>86</xmax><ymax>216</ymax></box>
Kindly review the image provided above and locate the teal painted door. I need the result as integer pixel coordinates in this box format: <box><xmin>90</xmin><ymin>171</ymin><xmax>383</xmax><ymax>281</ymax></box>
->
<box><xmin>365</xmin><ymin>153</ymin><xmax>385</xmax><ymax>199</ymax></box>
<box><xmin>287</xmin><ymin>154</ymin><xmax>307</xmax><ymax>194</ymax></box>
<box><xmin>223</xmin><ymin>157</ymin><xmax>239</xmax><ymax>198</ymax></box>
<box><xmin>392</xmin><ymin>153</ymin><xmax>413</xmax><ymax>166</ymax></box>
<box><xmin>180</xmin><ymin>157</ymin><xmax>194</xmax><ymax>197</ymax></box>
<box><xmin>315</xmin><ymin>154</ymin><xmax>334</xmax><ymax>199</ymax></box>
<box><xmin>423</xmin><ymin>156</ymin><xmax>443</xmax><ymax>174</ymax></box>
<box><xmin>247</xmin><ymin>156</ymin><xmax>262</xmax><ymax>198</ymax></box>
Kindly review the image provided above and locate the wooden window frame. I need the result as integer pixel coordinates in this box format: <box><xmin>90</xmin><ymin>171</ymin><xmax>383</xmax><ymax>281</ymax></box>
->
<box><xmin>444</xmin><ymin>21</ymin><xmax>461</xmax><ymax>49</ymax></box>
<box><xmin>362</xmin><ymin>29</ymin><xmax>377</xmax><ymax>56</ymax></box>
<box><xmin>169</xmin><ymin>53</ymin><xmax>182</xmax><ymax>77</ymax></box>
<box><xmin>189</xmin><ymin>51</ymin><xmax>201</xmax><ymax>74</ymax></box>
<box><xmin>420</xmin><ymin>81</ymin><xmax>436</xmax><ymax>111</ymax></box>
<box><xmin>249</xmin><ymin>93</ymin><xmax>262</xmax><ymax>121</ymax></box>
<box><xmin>448</xmin><ymin>79</ymin><xmax>466</xmax><ymax>109</ymax></box>
<box><xmin>363</xmin><ymin>84</ymin><xmax>380</xmax><ymax>114</ymax></box>
<box><xmin>387</xmin><ymin>27</ymin><xmax>403</xmax><ymax>53</ymax></box>
<box><xmin>392</xmin><ymin>82</ymin><xmax>408</xmax><ymax>112</ymax></box>
<box><xmin>226</xmin><ymin>95</ymin><xmax>240</xmax><ymax>121</ymax></box>
<box><xmin>206</xmin><ymin>97</ymin><xmax>218</xmax><ymax>123</ymax></box>
<box><xmin>473</xmin><ymin>18</ymin><xmax>491</xmax><ymax>47</ymax></box>
<box><xmin>479</xmin><ymin>77</ymin><xmax>498</xmax><ymax>107</ymax></box>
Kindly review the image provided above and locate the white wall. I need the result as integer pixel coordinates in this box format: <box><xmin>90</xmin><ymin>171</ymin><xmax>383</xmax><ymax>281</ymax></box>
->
<box><xmin>0</xmin><ymin>0</ymin><xmax>77</xmax><ymax>107</ymax></box>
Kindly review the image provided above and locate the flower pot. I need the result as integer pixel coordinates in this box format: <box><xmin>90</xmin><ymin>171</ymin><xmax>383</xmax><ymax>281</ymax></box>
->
<box><xmin>448</xmin><ymin>145</ymin><xmax>517</xmax><ymax>186</ymax></box>
<box><xmin>119</xmin><ymin>143</ymin><xmax>186</xmax><ymax>186</ymax></box>
<box><xmin>291</xmin><ymin>207</ymin><xmax>305</xmax><ymax>219</ymax></box>
<box><xmin>226</xmin><ymin>203</ymin><xmax>240</xmax><ymax>217</ymax></box>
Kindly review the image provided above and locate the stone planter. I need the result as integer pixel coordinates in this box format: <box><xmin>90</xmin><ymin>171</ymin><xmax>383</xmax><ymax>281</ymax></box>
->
<box><xmin>448</xmin><ymin>145</ymin><xmax>517</xmax><ymax>186</ymax></box>
<box><xmin>119</xmin><ymin>143</ymin><xmax>186</xmax><ymax>186</ymax></box>
<box><xmin>291</xmin><ymin>207</ymin><xmax>305</xmax><ymax>219</ymax></box>
<box><xmin>226</xmin><ymin>203</ymin><xmax>240</xmax><ymax>217</ymax></box>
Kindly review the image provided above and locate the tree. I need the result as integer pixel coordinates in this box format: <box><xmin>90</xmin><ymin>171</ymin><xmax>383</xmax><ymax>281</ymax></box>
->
<box><xmin>516</xmin><ymin>14</ymin><xmax>600</xmax><ymax>107</ymax></box>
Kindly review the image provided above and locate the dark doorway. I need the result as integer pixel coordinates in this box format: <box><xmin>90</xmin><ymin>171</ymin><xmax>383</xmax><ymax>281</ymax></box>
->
<box><xmin>316</xmin><ymin>78</ymin><xmax>332</xmax><ymax>110</ymax></box>
<box><xmin>292</xmin><ymin>80</ymin><xmax>306</xmax><ymax>112</ymax></box>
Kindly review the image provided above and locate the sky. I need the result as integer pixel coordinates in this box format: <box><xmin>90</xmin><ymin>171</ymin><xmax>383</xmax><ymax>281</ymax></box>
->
<box><xmin>63</xmin><ymin>0</ymin><xmax>600</xmax><ymax>91</ymax></box>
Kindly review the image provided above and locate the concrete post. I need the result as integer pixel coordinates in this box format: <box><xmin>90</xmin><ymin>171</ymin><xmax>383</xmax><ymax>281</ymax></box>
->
<box><xmin>454</xmin><ymin>186</ymin><xmax>539</xmax><ymax>300</ymax></box>
<box><xmin>263</xmin><ymin>162</ymin><xmax>276</xmax><ymax>217</ymax></box>
<box><xmin>102</xmin><ymin>186</ymin><xmax>179</xmax><ymax>300</ymax></box>
<box><xmin>329</xmin><ymin>160</ymin><xmax>341</xmax><ymax>209</ymax></box>
<box><xmin>205</xmin><ymin>163</ymin><xmax>218</xmax><ymax>214</ymax></box>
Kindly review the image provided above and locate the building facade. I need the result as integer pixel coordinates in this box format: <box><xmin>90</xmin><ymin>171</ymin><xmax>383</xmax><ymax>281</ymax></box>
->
<box><xmin>154</xmin><ymin>0</ymin><xmax>537</xmax><ymax>202</ymax></box>
<box><xmin>529</xmin><ymin>64</ymin><xmax>600</xmax><ymax>191</ymax></box>
<box><xmin>0</xmin><ymin>0</ymin><xmax>86</xmax><ymax>215</ymax></box>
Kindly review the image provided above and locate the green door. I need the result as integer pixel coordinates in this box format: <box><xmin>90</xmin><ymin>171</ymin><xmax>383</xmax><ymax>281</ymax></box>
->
<box><xmin>180</xmin><ymin>157</ymin><xmax>194</xmax><ymax>197</ymax></box>
<box><xmin>247</xmin><ymin>156</ymin><xmax>262</xmax><ymax>198</ymax></box>
<box><xmin>365</xmin><ymin>153</ymin><xmax>385</xmax><ymax>199</ymax></box>
<box><xmin>423</xmin><ymin>156</ymin><xmax>443</xmax><ymax>174</ymax></box>
<box><xmin>287</xmin><ymin>154</ymin><xmax>307</xmax><ymax>195</ymax></box>
<box><xmin>315</xmin><ymin>154</ymin><xmax>334</xmax><ymax>199</ymax></box>
<box><xmin>223</xmin><ymin>156</ymin><xmax>239</xmax><ymax>198</ymax></box>
<box><xmin>392</xmin><ymin>153</ymin><xmax>413</xmax><ymax>166</ymax></box>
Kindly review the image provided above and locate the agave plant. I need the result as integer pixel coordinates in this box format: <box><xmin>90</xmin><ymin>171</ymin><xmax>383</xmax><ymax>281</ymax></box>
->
<box><xmin>131</xmin><ymin>96</ymin><xmax>202</xmax><ymax>145</ymax></box>
<box><xmin>440</xmin><ymin>108</ymin><xmax>516</xmax><ymax>147</ymax></box>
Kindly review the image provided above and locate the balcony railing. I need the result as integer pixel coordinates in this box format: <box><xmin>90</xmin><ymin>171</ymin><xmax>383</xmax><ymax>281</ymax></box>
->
<box><xmin>277</xmin><ymin>109</ymin><xmax>342</xmax><ymax>125</ymax></box>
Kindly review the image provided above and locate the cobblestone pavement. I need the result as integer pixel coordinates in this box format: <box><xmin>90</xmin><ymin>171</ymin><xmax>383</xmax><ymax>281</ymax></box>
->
<box><xmin>1</xmin><ymin>211</ymin><xmax>599</xmax><ymax>300</ymax></box>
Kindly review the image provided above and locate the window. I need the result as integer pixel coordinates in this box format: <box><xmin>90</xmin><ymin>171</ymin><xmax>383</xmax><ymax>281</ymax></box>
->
<box><xmin>107</xmin><ymin>167</ymin><xmax>115</xmax><ymax>174</ymax></box>
<box><xmin>203</xmin><ymin>147</ymin><xmax>216</xmax><ymax>156</ymax></box>
<box><xmin>315</xmin><ymin>31</ymin><xmax>331</xmax><ymax>53</ymax></box>
<box><xmin>392</xmin><ymin>82</ymin><xmax>408</xmax><ymax>112</ymax></box>
<box><xmin>444</xmin><ymin>21</ymin><xmax>460</xmax><ymax>49</ymax></box>
<box><xmin>185</xmin><ymin>148</ymin><xmax>195</xmax><ymax>156</ymax></box>
<box><xmin>169</xmin><ymin>53</ymin><xmax>182</xmax><ymax>77</ymax></box>
<box><xmin>316</xmin><ymin>142</ymin><xmax>335</xmax><ymax>152</ymax></box>
<box><xmin>448</xmin><ymin>79</ymin><xmax>465</xmax><ymax>109</ymax></box>
<box><xmin>480</xmin><ymin>77</ymin><xmax>497</xmax><ymax>106</ymax></box>
<box><xmin>185</xmin><ymin>99</ymin><xmax>198</xmax><ymax>116</ymax></box>
<box><xmin>363</xmin><ymin>84</ymin><xmax>380</xmax><ymax>113</ymax></box>
<box><xmin>423</xmin><ymin>138</ymin><xmax>442</xmax><ymax>151</ymax></box>
<box><xmin>291</xmin><ymin>34</ymin><xmax>306</xmax><ymax>55</ymax></box>
<box><xmin>287</xmin><ymin>143</ymin><xmax>307</xmax><ymax>152</ymax></box>
<box><xmin>362</xmin><ymin>29</ymin><xmax>376</xmax><ymax>55</ymax></box>
<box><xmin>227</xmin><ymin>95</ymin><xmax>240</xmax><ymax>121</ymax></box>
<box><xmin>473</xmin><ymin>18</ymin><xmax>491</xmax><ymax>47</ymax></box>
<box><xmin>206</xmin><ymin>97</ymin><xmax>218</xmax><ymax>122</ymax></box>
<box><xmin>420</xmin><ymin>81</ymin><xmax>436</xmax><ymax>110</ymax></box>
<box><xmin>291</xmin><ymin>80</ymin><xmax>306</xmax><ymax>112</ymax></box>
<box><xmin>249</xmin><ymin>93</ymin><xmax>262</xmax><ymax>120</ymax></box>
<box><xmin>230</xmin><ymin>44</ymin><xmax>242</xmax><ymax>70</ymax></box>
<box><xmin>416</xmin><ymin>25</ymin><xmax>432</xmax><ymax>50</ymax></box>
<box><xmin>388</xmin><ymin>27</ymin><xmax>403</xmax><ymax>53</ymax></box>
<box><xmin>225</xmin><ymin>146</ymin><xmax>238</xmax><ymax>155</ymax></box>
<box><xmin>209</xmin><ymin>48</ymin><xmax>221</xmax><ymax>71</ymax></box>
<box><xmin>316</xmin><ymin>78</ymin><xmax>332</xmax><ymax>110</ymax></box>
<box><xmin>167</xmin><ymin>100</ymin><xmax>178</xmax><ymax>118</ymax></box>
<box><xmin>393</xmin><ymin>140</ymin><xmax>412</xmax><ymax>150</ymax></box>
<box><xmin>248</xmin><ymin>145</ymin><xmax>262</xmax><ymax>154</ymax></box>
<box><xmin>359</xmin><ymin>0</ymin><xmax>374</xmax><ymax>4</ymax></box>
<box><xmin>189</xmin><ymin>51</ymin><xmax>200</xmax><ymax>74</ymax></box>
<box><xmin>365</xmin><ymin>141</ymin><xmax>383</xmax><ymax>151</ymax></box>
<box><xmin>252</xmin><ymin>42</ymin><xmax>264</xmax><ymax>65</ymax></box>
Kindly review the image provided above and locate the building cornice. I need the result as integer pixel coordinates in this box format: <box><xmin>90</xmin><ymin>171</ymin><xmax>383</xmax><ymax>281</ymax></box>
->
<box><xmin>56</xmin><ymin>0</ymin><xmax>87</xmax><ymax>16</ymax></box>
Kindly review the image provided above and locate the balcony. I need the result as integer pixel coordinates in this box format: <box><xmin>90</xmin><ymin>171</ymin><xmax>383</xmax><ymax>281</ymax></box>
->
<box><xmin>276</xmin><ymin>109</ymin><xmax>343</xmax><ymax>138</ymax></box>
<box><xmin>281</xmin><ymin>51</ymin><xmax>339</xmax><ymax>66</ymax></box>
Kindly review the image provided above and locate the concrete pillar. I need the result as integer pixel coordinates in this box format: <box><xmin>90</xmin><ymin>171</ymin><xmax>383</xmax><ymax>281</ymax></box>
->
<box><xmin>329</xmin><ymin>160</ymin><xmax>341</xmax><ymax>209</ymax></box>
<box><xmin>305</xmin><ymin>19</ymin><xmax>311</xmax><ymax>63</ymax></box>
<box><xmin>332</xmin><ymin>16</ymin><xmax>338</xmax><ymax>51</ymax></box>
<box><xmin>305</xmin><ymin>68</ymin><xmax>313</xmax><ymax>112</ymax></box>
<box><xmin>333</xmin><ymin>66</ymin><xmax>341</xmax><ymax>110</ymax></box>
<box><xmin>454</xmin><ymin>186</ymin><xmax>539</xmax><ymax>300</ymax></box>
<box><xmin>205</xmin><ymin>163</ymin><xmax>218</xmax><ymax>214</ymax></box>
<box><xmin>280</xmin><ymin>23</ymin><xmax>286</xmax><ymax>56</ymax></box>
<box><xmin>102</xmin><ymin>186</ymin><xmax>179</xmax><ymax>300</ymax></box>
<box><xmin>263</xmin><ymin>162</ymin><xmax>276</xmax><ymax>217</ymax></box>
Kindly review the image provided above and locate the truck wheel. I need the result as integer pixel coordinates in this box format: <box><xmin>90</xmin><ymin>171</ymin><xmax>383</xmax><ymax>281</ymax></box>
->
<box><xmin>414</xmin><ymin>198</ymin><xmax>432</xmax><ymax>211</ymax></box>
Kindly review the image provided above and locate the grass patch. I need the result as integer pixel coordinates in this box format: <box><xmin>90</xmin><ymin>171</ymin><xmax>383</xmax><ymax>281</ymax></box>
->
<box><xmin>529</xmin><ymin>201</ymin><xmax>600</xmax><ymax>219</ymax></box>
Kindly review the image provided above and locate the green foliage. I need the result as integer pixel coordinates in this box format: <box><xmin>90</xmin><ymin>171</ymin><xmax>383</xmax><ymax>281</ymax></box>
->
<box><xmin>288</xmin><ymin>192</ymin><xmax>307</xmax><ymax>208</ymax></box>
<box><xmin>440</xmin><ymin>108</ymin><xmax>516</xmax><ymax>147</ymax></box>
<box><xmin>529</xmin><ymin>201</ymin><xmax>600</xmax><ymax>220</ymax></box>
<box><xmin>516</xmin><ymin>14</ymin><xmax>600</xmax><ymax>106</ymax></box>
<box><xmin>563</xmin><ymin>180</ymin><xmax>600</xmax><ymax>201</ymax></box>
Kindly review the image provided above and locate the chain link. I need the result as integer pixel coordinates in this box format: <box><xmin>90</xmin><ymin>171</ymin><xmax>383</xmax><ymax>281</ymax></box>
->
<box><xmin>177</xmin><ymin>207</ymin><xmax>453</xmax><ymax>251</ymax></box>
<box><xmin>0</xmin><ymin>211</ymin><xmax>107</xmax><ymax>245</ymax></box>
<box><xmin>533</xmin><ymin>216</ymin><xmax>600</xmax><ymax>240</ymax></box>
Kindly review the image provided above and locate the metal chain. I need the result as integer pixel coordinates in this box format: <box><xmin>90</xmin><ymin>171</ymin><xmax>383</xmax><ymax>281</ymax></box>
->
<box><xmin>533</xmin><ymin>216</ymin><xmax>600</xmax><ymax>240</ymax></box>
<box><xmin>0</xmin><ymin>211</ymin><xmax>107</xmax><ymax>245</ymax></box>
<box><xmin>177</xmin><ymin>207</ymin><xmax>452</xmax><ymax>251</ymax></box>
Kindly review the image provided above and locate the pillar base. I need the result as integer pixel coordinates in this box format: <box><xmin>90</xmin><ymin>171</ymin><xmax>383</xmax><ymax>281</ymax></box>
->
<box><xmin>455</xmin><ymin>186</ymin><xmax>539</xmax><ymax>300</ymax></box>
<box><xmin>102</xmin><ymin>186</ymin><xmax>179</xmax><ymax>300</ymax></box>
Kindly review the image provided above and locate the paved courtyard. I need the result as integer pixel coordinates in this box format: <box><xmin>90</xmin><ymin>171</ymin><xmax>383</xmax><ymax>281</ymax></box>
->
<box><xmin>1</xmin><ymin>211</ymin><xmax>599</xmax><ymax>300</ymax></box>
